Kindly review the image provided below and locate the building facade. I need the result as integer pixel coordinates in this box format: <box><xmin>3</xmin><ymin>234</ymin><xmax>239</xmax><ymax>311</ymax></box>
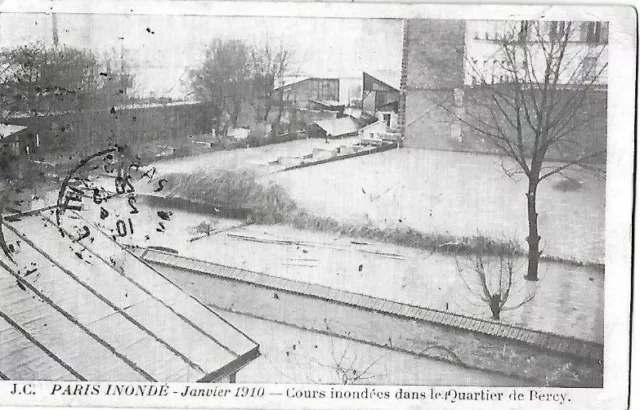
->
<box><xmin>400</xmin><ymin>19</ymin><xmax>608</xmax><ymax>155</ymax></box>
<box><xmin>274</xmin><ymin>78</ymin><xmax>340</xmax><ymax>110</ymax></box>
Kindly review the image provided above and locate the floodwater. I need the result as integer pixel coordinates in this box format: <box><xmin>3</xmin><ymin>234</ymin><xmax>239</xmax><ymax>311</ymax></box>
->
<box><xmin>223</xmin><ymin>311</ymin><xmax>531</xmax><ymax>386</ymax></box>
<box><xmin>34</xmin><ymin>144</ymin><xmax>605</xmax><ymax>344</ymax></box>
<box><xmin>270</xmin><ymin>148</ymin><xmax>606</xmax><ymax>265</ymax></box>
<box><xmin>75</xmin><ymin>198</ymin><xmax>603</xmax><ymax>344</ymax></box>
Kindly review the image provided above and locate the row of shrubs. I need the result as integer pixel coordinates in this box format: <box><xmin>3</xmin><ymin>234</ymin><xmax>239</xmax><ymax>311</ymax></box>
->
<box><xmin>160</xmin><ymin>169</ymin><xmax>524</xmax><ymax>257</ymax></box>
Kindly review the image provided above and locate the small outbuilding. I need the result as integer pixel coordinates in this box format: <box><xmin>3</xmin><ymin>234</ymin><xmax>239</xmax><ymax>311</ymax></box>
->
<box><xmin>309</xmin><ymin>116</ymin><xmax>362</xmax><ymax>139</ymax></box>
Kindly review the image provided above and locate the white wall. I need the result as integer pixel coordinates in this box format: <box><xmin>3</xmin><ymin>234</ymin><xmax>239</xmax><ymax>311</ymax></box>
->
<box><xmin>465</xmin><ymin>21</ymin><xmax>608</xmax><ymax>86</ymax></box>
<box><xmin>376</xmin><ymin>110</ymin><xmax>399</xmax><ymax>130</ymax></box>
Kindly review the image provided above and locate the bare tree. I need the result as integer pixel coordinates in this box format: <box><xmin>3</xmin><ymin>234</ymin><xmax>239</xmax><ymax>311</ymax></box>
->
<box><xmin>313</xmin><ymin>334</ymin><xmax>388</xmax><ymax>385</ymax></box>
<box><xmin>189</xmin><ymin>39</ymin><xmax>252</xmax><ymax>138</ymax></box>
<box><xmin>249</xmin><ymin>38</ymin><xmax>293</xmax><ymax>138</ymax></box>
<box><xmin>456</xmin><ymin>237</ymin><xmax>536</xmax><ymax>320</ymax></box>
<box><xmin>0</xmin><ymin>43</ymin><xmax>136</xmax><ymax>256</ymax></box>
<box><xmin>438</xmin><ymin>21</ymin><xmax>607</xmax><ymax>280</ymax></box>
<box><xmin>0</xmin><ymin>43</ymin><xmax>118</xmax><ymax>118</ymax></box>
<box><xmin>278</xmin><ymin>322</ymin><xmax>389</xmax><ymax>385</ymax></box>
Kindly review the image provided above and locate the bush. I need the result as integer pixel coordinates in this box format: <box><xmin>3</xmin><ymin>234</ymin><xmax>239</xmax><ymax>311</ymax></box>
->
<box><xmin>162</xmin><ymin>169</ymin><xmax>526</xmax><ymax>258</ymax></box>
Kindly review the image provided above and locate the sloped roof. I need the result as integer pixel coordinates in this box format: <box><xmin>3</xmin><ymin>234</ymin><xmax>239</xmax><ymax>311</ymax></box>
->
<box><xmin>308</xmin><ymin>99</ymin><xmax>345</xmax><ymax>108</ymax></box>
<box><xmin>378</xmin><ymin>101</ymin><xmax>399</xmax><ymax>112</ymax></box>
<box><xmin>363</xmin><ymin>71</ymin><xmax>401</xmax><ymax>91</ymax></box>
<box><xmin>274</xmin><ymin>76</ymin><xmax>339</xmax><ymax>91</ymax></box>
<box><xmin>314</xmin><ymin>116</ymin><xmax>361</xmax><ymax>137</ymax></box>
<box><xmin>0</xmin><ymin>124</ymin><xmax>27</xmax><ymax>139</ymax></box>
<box><xmin>277</xmin><ymin>77</ymin><xmax>311</xmax><ymax>89</ymax></box>
<box><xmin>0</xmin><ymin>210</ymin><xmax>259</xmax><ymax>382</ymax></box>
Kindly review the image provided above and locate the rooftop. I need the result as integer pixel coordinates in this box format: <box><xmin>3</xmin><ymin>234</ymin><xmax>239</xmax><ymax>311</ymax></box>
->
<box><xmin>363</xmin><ymin>71</ymin><xmax>401</xmax><ymax>92</ymax></box>
<box><xmin>313</xmin><ymin>116</ymin><xmax>361</xmax><ymax>137</ymax></box>
<box><xmin>275</xmin><ymin>76</ymin><xmax>340</xmax><ymax>91</ymax></box>
<box><xmin>308</xmin><ymin>99</ymin><xmax>345</xmax><ymax>108</ymax></box>
<box><xmin>0</xmin><ymin>124</ymin><xmax>27</xmax><ymax>139</ymax></box>
<box><xmin>0</xmin><ymin>210</ymin><xmax>259</xmax><ymax>382</ymax></box>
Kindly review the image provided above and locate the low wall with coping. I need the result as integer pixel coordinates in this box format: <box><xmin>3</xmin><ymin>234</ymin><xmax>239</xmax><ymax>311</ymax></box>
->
<box><xmin>136</xmin><ymin>249</ymin><xmax>603</xmax><ymax>387</ymax></box>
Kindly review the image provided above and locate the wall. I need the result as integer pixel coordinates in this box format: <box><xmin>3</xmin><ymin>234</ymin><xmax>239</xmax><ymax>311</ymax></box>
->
<box><xmin>362</xmin><ymin>73</ymin><xmax>400</xmax><ymax>116</ymax></box>
<box><xmin>465</xmin><ymin>21</ymin><xmax>609</xmax><ymax>86</ymax></box>
<box><xmin>401</xmin><ymin>19</ymin><xmax>466</xmax><ymax>149</ymax></box>
<box><xmin>281</xmin><ymin>78</ymin><xmax>340</xmax><ymax>109</ymax></box>
<box><xmin>149</xmin><ymin>262</ymin><xmax>603</xmax><ymax>387</ymax></box>
<box><xmin>377</xmin><ymin>110</ymin><xmax>399</xmax><ymax>130</ymax></box>
<box><xmin>401</xmin><ymin>19</ymin><xmax>608</xmax><ymax>160</ymax></box>
<box><xmin>9</xmin><ymin>102</ymin><xmax>214</xmax><ymax>157</ymax></box>
<box><xmin>462</xmin><ymin>87</ymin><xmax>607</xmax><ymax>158</ymax></box>
<box><xmin>358</xmin><ymin>120</ymin><xmax>387</xmax><ymax>139</ymax></box>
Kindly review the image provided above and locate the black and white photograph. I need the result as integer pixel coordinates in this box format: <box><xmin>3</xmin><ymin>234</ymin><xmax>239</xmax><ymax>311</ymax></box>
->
<box><xmin>0</xmin><ymin>1</ymin><xmax>634</xmax><ymax>409</ymax></box>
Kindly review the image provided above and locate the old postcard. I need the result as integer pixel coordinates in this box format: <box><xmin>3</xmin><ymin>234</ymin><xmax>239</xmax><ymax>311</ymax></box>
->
<box><xmin>0</xmin><ymin>0</ymin><xmax>635</xmax><ymax>409</ymax></box>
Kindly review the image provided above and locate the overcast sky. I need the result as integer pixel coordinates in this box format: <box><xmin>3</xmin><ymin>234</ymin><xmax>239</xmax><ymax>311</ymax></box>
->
<box><xmin>0</xmin><ymin>13</ymin><xmax>403</xmax><ymax>99</ymax></box>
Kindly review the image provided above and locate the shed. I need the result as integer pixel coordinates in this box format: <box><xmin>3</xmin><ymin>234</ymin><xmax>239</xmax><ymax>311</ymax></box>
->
<box><xmin>0</xmin><ymin>124</ymin><xmax>29</xmax><ymax>156</ymax></box>
<box><xmin>309</xmin><ymin>116</ymin><xmax>362</xmax><ymax>139</ymax></box>
<box><xmin>308</xmin><ymin>99</ymin><xmax>345</xmax><ymax>113</ymax></box>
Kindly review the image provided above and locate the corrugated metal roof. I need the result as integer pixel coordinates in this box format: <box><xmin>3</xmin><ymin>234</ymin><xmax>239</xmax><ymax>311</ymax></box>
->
<box><xmin>0</xmin><ymin>211</ymin><xmax>259</xmax><ymax>382</ymax></box>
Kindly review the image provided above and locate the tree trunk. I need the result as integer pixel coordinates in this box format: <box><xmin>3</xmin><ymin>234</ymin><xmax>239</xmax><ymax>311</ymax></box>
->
<box><xmin>263</xmin><ymin>91</ymin><xmax>273</xmax><ymax>122</ymax></box>
<box><xmin>489</xmin><ymin>294</ymin><xmax>501</xmax><ymax>320</ymax></box>
<box><xmin>525</xmin><ymin>179</ymin><xmax>541</xmax><ymax>281</ymax></box>
<box><xmin>271</xmin><ymin>89</ymin><xmax>284</xmax><ymax>139</ymax></box>
<box><xmin>230</xmin><ymin>100</ymin><xmax>241</xmax><ymax>129</ymax></box>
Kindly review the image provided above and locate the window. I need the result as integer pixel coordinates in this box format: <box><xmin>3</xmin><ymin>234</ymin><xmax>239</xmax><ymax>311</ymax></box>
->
<box><xmin>383</xmin><ymin>113</ymin><xmax>391</xmax><ymax>127</ymax></box>
<box><xmin>581</xmin><ymin>57</ymin><xmax>598</xmax><ymax>82</ymax></box>
<box><xmin>549</xmin><ymin>21</ymin><xmax>567</xmax><ymax>40</ymax></box>
<box><xmin>585</xmin><ymin>22</ymin><xmax>603</xmax><ymax>43</ymax></box>
<box><xmin>518</xmin><ymin>21</ymin><xmax>529</xmax><ymax>42</ymax></box>
<box><xmin>321</xmin><ymin>80</ymin><xmax>332</xmax><ymax>100</ymax></box>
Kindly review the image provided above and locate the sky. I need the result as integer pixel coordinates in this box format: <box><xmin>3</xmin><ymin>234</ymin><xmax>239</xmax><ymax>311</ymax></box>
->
<box><xmin>0</xmin><ymin>13</ymin><xmax>404</xmax><ymax>100</ymax></box>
